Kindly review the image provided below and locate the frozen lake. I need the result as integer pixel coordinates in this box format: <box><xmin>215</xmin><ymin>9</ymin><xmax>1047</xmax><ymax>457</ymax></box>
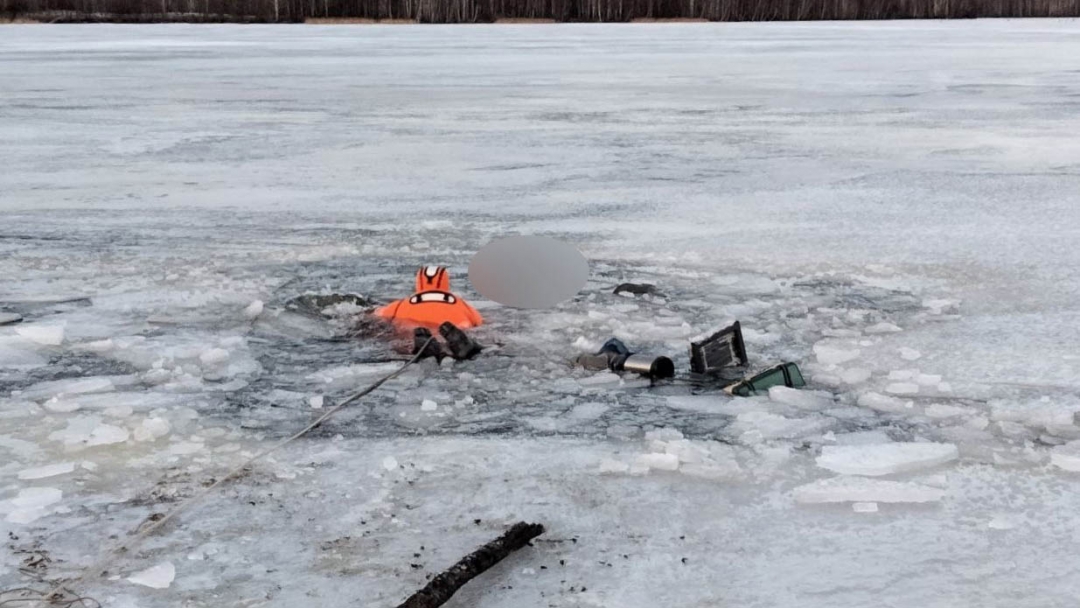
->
<box><xmin>3</xmin><ymin>21</ymin><xmax>1080</xmax><ymax>608</ymax></box>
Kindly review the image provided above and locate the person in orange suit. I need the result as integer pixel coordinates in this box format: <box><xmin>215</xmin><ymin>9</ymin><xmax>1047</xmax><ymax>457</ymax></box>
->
<box><xmin>374</xmin><ymin>266</ymin><xmax>484</xmax><ymax>331</ymax></box>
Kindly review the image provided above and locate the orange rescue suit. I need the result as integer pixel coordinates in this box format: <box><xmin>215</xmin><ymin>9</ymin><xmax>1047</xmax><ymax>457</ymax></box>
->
<box><xmin>374</xmin><ymin>266</ymin><xmax>483</xmax><ymax>330</ymax></box>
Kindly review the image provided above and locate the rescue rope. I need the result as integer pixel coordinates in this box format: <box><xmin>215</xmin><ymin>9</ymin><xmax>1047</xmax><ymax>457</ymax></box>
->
<box><xmin>12</xmin><ymin>336</ymin><xmax>435</xmax><ymax>607</ymax></box>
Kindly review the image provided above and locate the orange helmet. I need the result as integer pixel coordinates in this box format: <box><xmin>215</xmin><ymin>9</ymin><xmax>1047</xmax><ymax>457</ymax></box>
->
<box><xmin>374</xmin><ymin>266</ymin><xmax>483</xmax><ymax>330</ymax></box>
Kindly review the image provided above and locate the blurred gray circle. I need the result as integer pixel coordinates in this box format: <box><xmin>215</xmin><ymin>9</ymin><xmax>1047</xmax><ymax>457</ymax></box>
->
<box><xmin>469</xmin><ymin>236</ymin><xmax>589</xmax><ymax>309</ymax></box>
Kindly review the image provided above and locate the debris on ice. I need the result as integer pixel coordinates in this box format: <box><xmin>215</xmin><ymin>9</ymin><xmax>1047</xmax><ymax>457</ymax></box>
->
<box><xmin>18</xmin><ymin>462</ymin><xmax>76</xmax><ymax>480</ymax></box>
<box><xmin>15</xmin><ymin>323</ymin><xmax>65</xmax><ymax>346</ymax></box>
<box><xmin>127</xmin><ymin>562</ymin><xmax>175</xmax><ymax>589</ymax></box>
<box><xmin>817</xmin><ymin>443</ymin><xmax>959</xmax><ymax>476</ymax></box>
<box><xmin>794</xmin><ymin>476</ymin><xmax>945</xmax><ymax>504</ymax></box>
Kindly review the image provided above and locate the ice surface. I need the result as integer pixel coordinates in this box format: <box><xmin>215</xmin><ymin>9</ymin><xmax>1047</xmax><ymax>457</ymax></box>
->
<box><xmin>3</xmin><ymin>487</ymin><xmax>63</xmax><ymax>524</ymax></box>
<box><xmin>127</xmin><ymin>562</ymin><xmax>176</xmax><ymax>589</ymax></box>
<box><xmin>793</xmin><ymin>476</ymin><xmax>945</xmax><ymax>504</ymax></box>
<box><xmin>17</xmin><ymin>462</ymin><xmax>76</xmax><ymax>480</ymax></box>
<box><xmin>0</xmin><ymin>312</ymin><xmax>23</xmax><ymax>326</ymax></box>
<box><xmin>3</xmin><ymin>21</ymin><xmax>1080</xmax><ymax>608</ymax></box>
<box><xmin>768</xmin><ymin>386</ymin><xmax>833</xmax><ymax>410</ymax></box>
<box><xmin>14</xmin><ymin>323</ymin><xmax>65</xmax><ymax>346</ymax></box>
<box><xmin>813</xmin><ymin>342</ymin><xmax>861</xmax><ymax>365</ymax></box>
<box><xmin>1050</xmin><ymin>441</ymin><xmax>1080</xmax><ymax>473</ymax></box>
<box><xmin>817</xmin><ymin>443</ymin><xmax>959</xmax><ymax>476</ymax></box>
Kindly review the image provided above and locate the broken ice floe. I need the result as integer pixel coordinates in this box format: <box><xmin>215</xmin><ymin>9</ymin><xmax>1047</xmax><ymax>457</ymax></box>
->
<box><xmin>127</xmin><ymin>562</ymin><xmax>176</xmax><ymax>589</ymax></box>
<box><xmin>816</xmin><ymin>443</ymin><xmax>958</xmax><ymax>476</ymax></box>
<box><xmin>793</xmin><ymin>476</ymin><xmax>945</xmax><ymax>504</ymax></box>
<box><xmin>1050</xmin><ymin>441</ymin><xmax>1080</xmax><ymax>472</ymax></box>
<box><xmin>2</xmin><ymin>487</ymin><xmax>63</xmax><ymax>524</ymax></box>
<box><xmin>17</xmin><ymin>462</ymin><xmax>76</xmax><ymax>480</ymax></box>
<box><xmin>15</xmin><ymin>322</ymin><xmax>65</xmax><ymax>346</ymax></box>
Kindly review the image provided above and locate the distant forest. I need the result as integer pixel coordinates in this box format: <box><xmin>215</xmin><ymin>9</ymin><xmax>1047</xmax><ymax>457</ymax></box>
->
<box><xmin>5</xmin><ymin>0</ymin><xmax>1079</xmax><ymax>22</ymax></box>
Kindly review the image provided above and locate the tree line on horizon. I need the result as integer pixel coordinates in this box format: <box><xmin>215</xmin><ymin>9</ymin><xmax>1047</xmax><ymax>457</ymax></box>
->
<box><xmin>5</xmin><ymin>0</ymin><xmax>1079</xmax><ymax>22</ymax></box>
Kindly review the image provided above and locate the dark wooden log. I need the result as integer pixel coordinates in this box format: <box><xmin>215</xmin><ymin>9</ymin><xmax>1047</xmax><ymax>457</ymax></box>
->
<box><xmin>396</xmin><ymin>522</ymin><xmax>544</xmax><ymax>608</ymax></box>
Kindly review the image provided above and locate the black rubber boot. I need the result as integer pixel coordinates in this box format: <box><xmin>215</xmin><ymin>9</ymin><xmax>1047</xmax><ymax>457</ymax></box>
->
<box><xmin>439</xmin><ymin>321</ymin><xmax>482</xmax><ymax>360</ymax></box>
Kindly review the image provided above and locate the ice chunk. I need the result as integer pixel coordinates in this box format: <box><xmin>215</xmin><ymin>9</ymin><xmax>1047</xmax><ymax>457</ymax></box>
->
<box><xmin>664</xmin><ymin>440</ymin><xmax>708</xmax><ymax>464</ymax></box>
<box><xmin>48</xmin><ymin>416</ymin><xmax>130</xmax><ymax>448</ymax></box>
<box><xmin>852</xmin><ymin>502</ymin><xmax>879</xmax><ymax>513</ymax></box>
<box><xmin>864</xmin><ymin>322</ymin><xmax>902</xmax><ymax>334</ymax></box>
<box><xmin>732</xmin><ymin>411</ymin><xmax>831</xmax><ymax>441</ymax></box>
<box><xmin>21</xmin><ymin>376</ymin><xmax>115</xmax><ymax>401</ymax></box>
<box><xmin>923</xmin><ymin>299</ymin><xmax>960</xmax><ymax>314</ymax></box>
<box><xmin>420</xmin><ymin>399</ymin><xmax>438</xmax><ymax>412</ymax></box>
<box><xmin>568</xmin><ymin>402</ymin><xmax>609</xmax><ymax>420</ymax></box>
<box><xmin>15</xmin><ymin>323</ymin><xmax>65</xmax><ymax>346</ymax></box>
<box><xmin>5</xmin><ymin>487</ymin><xmax>63</xmax><ymax>523</ymax></box>
<box><xmin>43</xmin><ymin>397</ymin><xmax>81</xmax><ymax>413</ymax></box>
<box><xmin>1050</xmin><ymin>441</ymin><xmax>1080</xmax><ymax>472</ymax></box>
<box><xmin>794</xmin><ymin>476</ymin><xmax>945</xmax><ymax>504</ymax></box>
<box><xmin>885</xmin><ymin>382</ymin><xmax>919</xmax><ymax>395</ymax></box>
<box><xmin>923</xmin><ymin>403</ymin><xmax>975</xmax><ymax>419</ymax></box>
<box><xmin>382</xmin><ymin>456</ymin><xmax>399</xmax><ymax>471</ymax></box>
<box><xmin>898</xmin><ymin>347</ymin><xmax>922</xmax><ymax>361</ymax></box>
<box><xmin>831</xmin><ymin>430</ymin><xmax>894</xmax><ymax>445</ymax></box>
<box><xmin>127</xmin><ymin>562</ymin><xmax>175</xmax><ymax>589</ymax></box>
<box><xmin>634</xmin><ymin>453</ymin><xmax>680</xmax><ymax>472</ymax></box>
<box><xmin>598</xmin><ymin>459</ymin><xmax>630</xmax><ymax>474</ymax></box>
<box><xmin>0</xmin><ymin>312</ymin><xmax>23</xmax><ymax>325</ymax></box>
<box><xmin>644</xmin><ymin>428</ymin><xmax>685</xmax><ymax>442</ymax></box>
<box><xmin>199</xmin><ymin>348</ymin><xmax>230</xmax><ymax>365</ymax></box>
<box><xmin>0</xmin><ymin>335</ymin><xmax>47</xmax><ymax>368</ymax></box>
<box><xmin>917</xmin><ymin>374</ymin><xmax>943</xmax><ymax>386</ymax></box>
<box><xmin>817</xmin><ymin>443</ymin><xmax>958</xmax><ymax>476</ymax></box>
<box><xmin>243</xmin><ymin>300</ymin><xmax>264</xmax><ymax>319</ymax></box>
<box><xmin>839</xmin><ymin>368</ymin><xmax>872</xmax><ymax>384</ymax></box>
<box><xmin>814</xmin><ymin>342</ymin><xmax>861</xmax><ymax>365</ymax></box>
<box><xmin>79</xmin><ymin>338</ymin><xmax>116</xmax><ymax>353</ymax></box>
<box><xmin>18</xmin><ymin>462</ymin><xmax>76</xmax><ymax>480</ymax></box>
<box><xmin>578</xmin><ymin>372</ymin><xmax>621</xmax><ymax>386</ymax></box>
<box><xmin>857</xmin><ymin>392</ymin><xmax>911</xmax><ymax>413</ymax></box>
<box><xmin>133</xmin><ymin>417</ymin><xmax>171</xmax><ymax>442</ymax></box>
<box><xmin>169</xmin><ymin>442</ymin><xmax>203</xmax><ymax>455</ymax></box>
<box><xmin>768</xmin><ymin>386</ymin><xmax>833</xmax><ymax>410</ymax></box>
<box><xmin>309</xmin><ymin>395</ymin><xmax>324</xmax><ymax>409</ymax></box>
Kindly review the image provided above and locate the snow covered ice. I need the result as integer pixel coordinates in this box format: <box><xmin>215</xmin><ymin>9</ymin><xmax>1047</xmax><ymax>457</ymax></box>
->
<box><xmin>3</xmin><ymin>19</ymin><xmax>1080</xmax><ymax>608</ymax></box>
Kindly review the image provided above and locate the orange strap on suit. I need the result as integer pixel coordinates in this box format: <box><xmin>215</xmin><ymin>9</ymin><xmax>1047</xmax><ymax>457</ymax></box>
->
<box><xmin>374</xmin><ymin>266</ymin><xmax>484</xmax><ymax>330</ymax></box>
